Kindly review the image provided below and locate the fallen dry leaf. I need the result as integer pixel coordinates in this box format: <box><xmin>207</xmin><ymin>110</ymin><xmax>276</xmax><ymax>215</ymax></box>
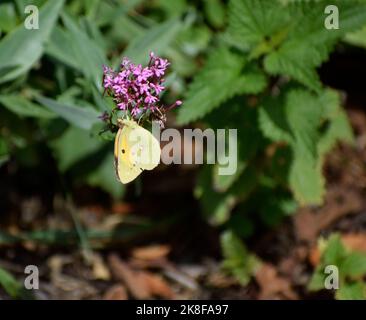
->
<box><xmin>255</xmin><ymin>263</ymin><xmax>298</xmax><ymax>300</ymax></box>
<box><xmin>103</xmin><ymin>284</ymin><xmax>128</xmax><ymax>300</ymax></box>
<box><xmin>139</xmin><ymin>271</ymin><xmax>175</xmax><ymax>299</ymax></box>
<box><xmin>342</xmin><ymin>233</ymin><xmax>366</xmax><ymax>253</ymax></box>
<box><xmin>294</xmin><ymin>187</ymin><xmax>363</xmax><ymax>242</ymax></box>
<box><xmin>132</xmin><ymin>244</ymin><xmax>170</xmax><ymax>261</ymax></box>
<box><xmin>108</xmin><ymin>254</ymin><xmax>150</xmax><ymax>299</ymax></box>
<box><xmin>90</xmin><ymin>253</ymin><xmax>111</xmax><ymax>280</ymax></box>
<box><xmin>308</xmin><ymin>246</ymin><xmax>322</xmax><ymax>267</ymax></box>
<box><xmin>108</xmin><ymin>254</ymin><xmax>175</xmax><ymax>299</ymax></box>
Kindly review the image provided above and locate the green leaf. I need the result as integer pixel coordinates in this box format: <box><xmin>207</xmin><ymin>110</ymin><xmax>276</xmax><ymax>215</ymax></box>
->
<box><xmin>0</xmin><ymin>3</ymin><xmax>17</xmax><ymax>33</ymax></box>
<box><xmin>336</xmin><ymin>282</ymin><xmax>366</xmax><ymax>300</ymax></box>
<box><xmin>323</xmin><ymin>234</ymin><xmax>347</xmax><ymax>266</ymax></box>
<box><xmin>206</xmin><ymin>98</ymin><xmax>262</xmax><ymax>191</ymax></box>
<box><xmin>344</xmin><ymin>25</ymin><xmax>366</xmax><ymax>49</ymax></box>
<box><xmin>195</xmin><ymin>165</ymin><xmax>257</xmax><ymax>225</ymax></box>
<box><xmin>0</xmin><ymin>138</ymin><xmax>9</xmax><ymax>167</ymax></box>
<box><xmin>123</xmin><ymin>18</ymin><xmax>184</xmax><ymax>65</ymax></box>
<box><xmin>203</xmin><ymin>0</ymin><xmax>226</xmax><ymax>29</ymax></box>
<box><xmin>341</xmin><ymin>252</ymin><xmax>366</xmax><ymax>278</ymax></box>
<box><xmin>221</xmin><ymin>230</ymin><xmax>260</xmax><ymax>285</ymax></box>
<box><xmin>177</xmin><ymin>48</ymin><xmax>247</xmax><ymax>124</ymax></box>
<box><xmin>36</xmin><ymin>96</ymin><xmax>100</xmax><ymax>130</ymax></box>
<box><xmin>0</xmin><ymin>95</ymin><xmax>56</xmax><ymax>119</ymax></box>
<box><xmin>227</xmin><ymin>0</ymin><xmax>290</xmax><ymax>47</ymax></box>
<box><xmin>58</xmin><ymin>12</ymin><xmax>107</xmax><ymax>87</ymax></box>
<box><xmin>87</xmin><ymin>153</ymin><xmax>125</xmax><ymax>199</ymax></box>
<box><xmin>258</xmin><ymin>95</ymin><xmax>292</xmax><ymax>143</ymax></box>
<box><xmin>308</xmin><ymin>266</ymin><xmax>327</xmax><ymax>291</ymax></box>
<box><xmin>46</xmin><ymin>26</ymin><xmax>81</xmax><ymax>70</ymax></box>
<box><xmin>317</xmin><ymin>90</ymin><xmax>354</xmax><ymax>155</ymax></box>
<box><xmin>289</xmin><ymin>150</ymin><xmax>325</xmax><ymax>205</ymax></box>
<box><xmin>0</xmin><ymin>266</ymin><xmax>32</xmax><ymax>299</ymax></box>
<box><xmin>260</xmin><ymin>88</ymin><xmax>330</xmax><ymax>204</ymax></box>
<box><xmin>264</xmin><ymin>1</ymin><xmax>366</xmax><ymax>91</ymax></box>
<box><xmin>0</xmin><ymin>0</ymin><xmax>64</xmax><ymax>83</ymax></box>
<box><xmin>50</xmin><ymin>126</ymin><xmax>104</xmax><ymax>172</ymax></box>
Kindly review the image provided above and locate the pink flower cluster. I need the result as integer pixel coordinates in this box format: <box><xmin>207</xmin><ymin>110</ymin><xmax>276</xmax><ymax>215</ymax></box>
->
<box><xmin>102</xmin><ymin>52</ymin><xmax>181</xmax><ymax>122</ymax></box>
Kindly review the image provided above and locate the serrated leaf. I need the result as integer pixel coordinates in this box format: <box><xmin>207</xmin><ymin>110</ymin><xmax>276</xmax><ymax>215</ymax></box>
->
<box><xmin>263</xmin><ymin>1</ymin><xmax>366</xmax><ymax>91</ymax></box>
<box><xmin>286</xmin><ymin>89</ymin><xmax>323</xmax><ymax>158</ymax></box>
<box><xmin>258</xmin><ymin>96</ymin><xmax>292</xmax><ymax>143</ymax></box>
<box><xmin>221</xmin><ymin>230</ymin><xmax>260</xmax><ymax>285</ymax></box>
<box><xmin>177</xmin><ymin>48</ymin><xmax>247</xmax><ymax>124</ymax></box>
<box><xmin>227</xmin><ymin>0</ymin><xmax>290</xmax><ymax>47</ymax></box>
<box><xmin>0</xmin><ymin>0</ymin><xmax>64</xmax><ymax>83</ymax></box>
<box><xmin>317</xmin><ymin>90</ymin><xmax>354</xmax><ymax>155</ymax></box>
<box><xmin>289</xmin><ymin>150</ymin><xmax>325</xmax><ymax>205</ymax></box>
<box><xmin>36</xmin><ymin>96</ymin><xmax>100</xmax><ymax>130</ymax></box>
<box><xmin>0</xmin><ymin>95</ymin><xmax>56</xmax><ymax>119</ymax></box>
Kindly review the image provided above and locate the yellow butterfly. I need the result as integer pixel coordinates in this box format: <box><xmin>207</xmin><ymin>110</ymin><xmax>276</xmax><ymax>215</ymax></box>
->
<box><xmin>114</xmin><ymin>118</ymin><xmax>161</xmax><ymax>184</ymax></box>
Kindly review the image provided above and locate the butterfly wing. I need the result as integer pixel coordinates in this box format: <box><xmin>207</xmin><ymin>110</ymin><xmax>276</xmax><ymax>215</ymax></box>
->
<box><xmin>114</xmin><ymin>125</ymin><xmax>142</xmax><ymax>184</ymax></box>
<box><xmin>114</xmin><ymin>120</ymin><xmax>161</xmax><ymax>184</ymax></box>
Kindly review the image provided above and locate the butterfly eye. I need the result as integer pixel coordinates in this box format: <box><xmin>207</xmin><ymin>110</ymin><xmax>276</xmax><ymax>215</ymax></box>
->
<box><xmin>122</xmin><ymin>149</ymin><xmax>125</xmax><ymax>154</ymax></box>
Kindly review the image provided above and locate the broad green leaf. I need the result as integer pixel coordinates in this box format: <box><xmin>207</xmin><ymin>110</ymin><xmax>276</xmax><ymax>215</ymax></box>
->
<box><xmin>227</xmin><ymin>0</ymin><xmax>290</xmax><ymax>47</ymax></box>
<box><xmin>261</xmin><ymin>89</ymin><xmax>331</xmax><ymax>204</ymax></box>
<box><xmin>221</xmin><ymin>230</ymin><xmax>260</xmax><ymax>285</ymax></box>
<box><xmin>195</xmin><ymin>165</ymin><xmax>257</xmax><ymax>225</ymax></box>
<box><xmin>263</xmin><ymin>1</ymin><xmax>366</xmax><ymax>91</ymax></box>
<box><xmin>123</xmin><ymin>18</ymin><xmax>184</xmax><ymax>65</ymax></box>
<box><xmin>323</xmin><ymin>234</ymin><xmax>347</xmax><ymax>266</ymax></box>
<box><xmin>177</xmin><ymin>48</ymin><xmax>247</xmax><ymax>124</ymax></box>
<box><xmin>87</xmin><ymin>153</ymin><xmax>125</xmax><ymax>199</ymax></box>
<box><xmin>206</xmin><ymin>99</ymin><xmax>261</xmax><ymax>191</ymax></box>
<box><xmin>58</xmin><ymin>12</ymin><xmax>107</xmax><ymax>88</ymax></box>
<box><xmin>344</xmin><ymin>25</ymin><xmax>366</xmax><ymax>49</ymax></box>
<box><xmin>46</xmin><ymin>26</ymin><xmax>81</xmax><ymax>70</ymax></box>
<box><xmin>203</xmin><ymin>0</ymin><xmax>226</xmax><ymax>29</ymax></box>
<box><xmin>286</xmin><ymin>89</ymin><xmax>323</xmax><ymax>159</ymax></box>
<box><xmin>341</xmin><ymin>252</ymin><xmax>366</xmax><ymax>278</ymax></box>
<box><xmin>336</xmin><ymin>282</ymin><xmax>366</xmax><ymax>300</ymax></box>
<box><xmin>258</xmin><ymin>96</ymin><xmax>292</xmax><ymax>143</ymax></box>
<box><xmin>317</xmin><ymin>90</ymin><xmax>354</xmax><ymax>155</ymax></box>
<box><xmin>50</xmin><ymin>126</ymin><xmax>104</xmax><ymax>172</ymax></box>
<box><xmin>0</xmin><ymin>3</ymin><xmax>17</xmax><ymax>33</ymax></box>
<box><xmin>0</xmin><ymin>95</ymin><xmax>55</xmax><ymax>118</ymax></box>
<box><xmin>0</xmin><ymin>0</ymin><xmax>64</xmax><ymax>83</ymax></box>
<box><xmin>36</xmin><ymin>96</ymin><xmax>100</xmax><ymax>130</ymax></box>
<box><xmin>289</xmin><ymin>150</ymin><xmax>325</xmax><ymax>205</ymax></box>
<box><xmin>308</xmin><ymin>266</ymin><xmax>327</xmax><ymax>291</ymax></box>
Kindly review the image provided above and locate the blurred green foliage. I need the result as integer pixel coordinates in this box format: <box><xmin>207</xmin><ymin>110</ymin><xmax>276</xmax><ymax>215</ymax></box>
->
<box><xmin>309</xmin><ymin>234</ymin><xmax>366</xmax><ymax>300</ymax></box>
<box><xmin>1</xmin><ymin>0</ymin><xmax>366</xmax><ymax>286</ymax></box>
